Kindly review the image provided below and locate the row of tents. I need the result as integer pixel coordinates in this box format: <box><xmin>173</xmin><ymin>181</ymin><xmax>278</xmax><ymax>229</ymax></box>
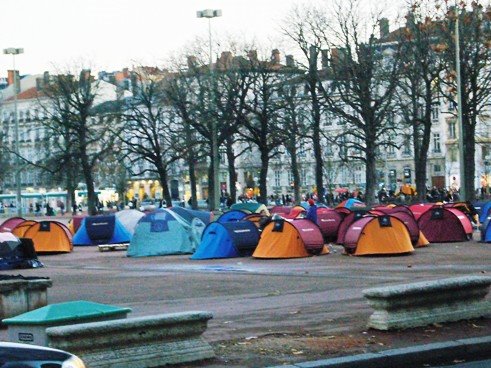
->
<box><xmin>0</xmin><ymin>200</ymin><xmax>485</xmax><ymax>269</ymax></box>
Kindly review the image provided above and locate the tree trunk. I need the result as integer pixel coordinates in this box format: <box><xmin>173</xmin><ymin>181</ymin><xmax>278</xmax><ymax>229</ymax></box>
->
<box><xmin>82</xmin><ymin>160</ymin><xmax>97</xmax><ymax>216</ymax></box>
<box><xmin>158</xmin><ymin>169</ymin><xmax>172</xmax><ymax>207</ymax></box>
<box><xmin>310</xmin><ymin>88</ymin><xmax>324</xmax><ymax>204</ymax></box>
<box><xmin>464</xmin><ymin>117</ymin><xmax>476</xmax><ymax>201</ymax></box>
<box><xmin>226</xmin><ymin>140</ymin><xmax>237</xmax><ymax>203</ymax></box>
<box><xmin>291</xmin><ymin>151</ymin><xmax>301</xmax><ymax>205</ymax></box>
<box><xmin>184</xmin><ymin>122</ymin><xmax>198</xmax><ymax>209</ymax></box>
<box><xmin>365</xmin><ymin>144</ymin><xmax>377</xmax><ymax>205</ymax></box>
<box><xmin>258</xmin><ymin>149</ymin><xmax>269</xmax><ymax>204</ymax></box>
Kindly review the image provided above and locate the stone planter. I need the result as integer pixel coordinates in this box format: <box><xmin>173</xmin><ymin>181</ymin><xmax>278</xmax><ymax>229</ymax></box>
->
<box><xmin>46</xmin><ymin>311</ymin><xmax>215</xmax><ymax>367</ymax></box>
<box><xmin>363</xmin><ymin>276</ymin><xmax>491</xmax><ymax>330</ymax></box>
<box><xmin>0</xmin><ymin>277</ymin><xmax>52</xmax><ymax>321</ymax></box>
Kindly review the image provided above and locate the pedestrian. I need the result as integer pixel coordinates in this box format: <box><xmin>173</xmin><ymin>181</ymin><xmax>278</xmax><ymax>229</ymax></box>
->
<box><xmin>305</xmin><ymin>198</ymin><xmax>318</xmax><ymax>224</ymax></box>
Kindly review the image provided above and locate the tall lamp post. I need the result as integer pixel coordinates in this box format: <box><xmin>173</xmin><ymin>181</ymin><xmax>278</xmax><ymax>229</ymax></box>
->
<box><xmin>455</xmin><ymin>11</ymin><xmax>466</xmax><ymax>201</ymax></box>
<box><xmin>3</xmin><ymin>47</ymin><xmax>24</xmax><ymax>216</ymax></box>
<box><xmin>197</xmin><ymin>8</ymin><xmax>222</xmax><ymax>211</ymax></box>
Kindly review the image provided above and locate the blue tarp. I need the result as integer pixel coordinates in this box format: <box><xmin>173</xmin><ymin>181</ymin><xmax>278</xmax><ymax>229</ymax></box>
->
<box><xmin>481</xmin><ymin>215</ymin><xmax>491</xmax><ymax>242</ymax></box>
<box><xmin>479</xmin><ymin>201</ymin><xmax>491</xmax><ymax>223</ymax></box>
<box><xmin>127</xmin><ymin>209</ymin><xmax>205</xmax><ymax>257</ymax></box>
<box><xmin>191</xmin><ymin>221</ymin><xmax>260</xmax><ymax>260</ymax></box>
<box><xmin>73</xmin><ymin>215</ymin><xmax>131</xmax><ymax>246</ymax></box>
<box><xmin>217</xmin><ymin>210</ymin><xmax>248</xmax><ymax>223</ymax></box>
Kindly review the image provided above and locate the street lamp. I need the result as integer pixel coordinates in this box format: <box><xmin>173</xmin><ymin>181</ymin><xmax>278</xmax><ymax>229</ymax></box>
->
<box><xmin>197</xmin><ymin>9</ymin><xmax>222</xmax><ymax>211</ymax></box>
<box><xmin>3</xmin><ymin>47</ymin><xmax>24</xmax><ymax>216</ymax></box>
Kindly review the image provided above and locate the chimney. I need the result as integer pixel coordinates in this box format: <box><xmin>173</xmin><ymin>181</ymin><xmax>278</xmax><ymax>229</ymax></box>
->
<box><xmin>36</xmin><ymin>77</ymin><xmax>45</xmax><ymax>91</ymax></box>
<box><xmin>7</xmin><ymin>70</ymin><xmax>17</xmax><ymax>86</ymax></box>
<box><xmin>187</xmin><ymin>55</ymin><xmax>197</xmax><ymax>69</ymax></box>
<box><xmin>321</xmin><ymin>50</ymin><xmax>329</xmax><ymax>69</ymax></box>
<box><xmin>247</xmin><ymin>50</ymin><xmax>258</xmax><ymax>64</ymax></box>
<box><xmin>330</xmin><ymin>48</ymin><xmax>339</xmax><ymax>67</ymax></box>
<box><xmin>218</xmin><ymin>51</ymin><xmax>233</xmax><ymax>70</ymax></box>
<box><xmin>271</xmin><ymin>49</ymin><xmax>280</xmax><ymax>64</ymax></box>
<box><xmin>7</xmin><ymin>70</ymin><xmax>20</xmax><ymax>93</ymax></box>
<box><xmin>43</xmin><ymin>71</ymin><xmax>50</xmax><ymax>84</ymax></box>
<box><xmin>379</xmin><ymin>18</ymin><xmax>389</xmax><ymax>39</ymax></box>
<box><xmin>285</xmin><ymin>55</ymin><xmax>295</xmax><ymax>67</ymax></box>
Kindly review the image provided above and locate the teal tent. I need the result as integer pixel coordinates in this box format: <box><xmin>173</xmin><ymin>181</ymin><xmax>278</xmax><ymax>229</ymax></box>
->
<box><xmin>127</xmin><ymin>208</ymin><xmax>206</xmax><ymax>257</ymax></box>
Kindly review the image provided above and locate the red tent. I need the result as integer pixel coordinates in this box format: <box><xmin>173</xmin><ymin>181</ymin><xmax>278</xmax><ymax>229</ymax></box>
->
<box><xmin>409</xmin><ymin>203</ymin><xmax>434</xmax><ymax>220</ymax></box>
<box><xmin>417</xmin><ymin>206</ymin><xmax>473</xmax><ymax>243</ymax></box>
<box><xmin>0</xmin><ymin>217</ymin><xmax>26</xmax><ymax>233</ymax></box>
<box><xmin>316</xmin><ymin>209</ymin><xmax>343</xmax><ymax>243</ymax></box>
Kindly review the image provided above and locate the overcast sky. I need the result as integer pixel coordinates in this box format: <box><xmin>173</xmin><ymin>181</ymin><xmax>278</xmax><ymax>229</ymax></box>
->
<box><xmin>0</xmin><ymin>0</ymin><xmax>318</xmax><ymax>76</ymax></box>
<box><xmin>0</xmin><ymin>0</ymin><xmax>402</xmax><ymax>76</ymax></box>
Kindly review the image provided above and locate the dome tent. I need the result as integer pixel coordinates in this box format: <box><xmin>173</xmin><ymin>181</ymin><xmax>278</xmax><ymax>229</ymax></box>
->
<box><xmin>128</xmin><ymin>208</ymin><xmax>207</xmax><ymax>257</ymax></box>
<box><xmin>253</xmin><ymin>218</ymin><xmax>326</xmax><ymax>259</ymax></box>
<box><xmin>73</xmin><ymin>215</ymin><xmax>131</xmax><ymax>246</ymax></box>
<box><xmin>343</xmin><ymin>215</ymin><xmax>414</xmax><ymax>256</ymax></box>
<box><xmin>191</xmin><ymin>221</ymin><xmax>260</xmax><ymax>260</ymax></box>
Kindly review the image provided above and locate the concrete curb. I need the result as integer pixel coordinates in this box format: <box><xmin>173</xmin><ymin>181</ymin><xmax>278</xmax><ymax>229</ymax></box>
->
<box><xmin>267</xmin><ymin>335</ymin><xmax>491</xmax><ymax>368</ymax></box>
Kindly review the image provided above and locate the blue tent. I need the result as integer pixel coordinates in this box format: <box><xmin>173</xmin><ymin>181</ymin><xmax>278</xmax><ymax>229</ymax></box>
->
<box><xmin>481</xmin><ymin>215</ymin><xmax>491</xmax><ymax>242</ymax></box>
<box><xmin>191</xmin><ymin>221</ymin><xmax>260</xmax><ymax>260</ymax></box>
<box><xmin>217</xmin><ymin>210</ymin><xmax>248</xmax><ymax>223</ymax></box>
<box><xmin>128</xmin><ymin>208</ymin><xmax>206</xmax><ymax>257</ymax></box>
<box><xmin>73</xmin><ymin>215</ymin><xmax>131</xmax><ymax>246</ymax></box>
<box><xmin>479</xmin><ymin>201</ymin><xmax>491</xmax><ymax>223</ymax></box>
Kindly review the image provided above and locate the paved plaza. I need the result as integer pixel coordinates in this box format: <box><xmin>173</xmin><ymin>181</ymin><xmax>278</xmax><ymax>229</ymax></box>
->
<box><xmin>0</xmin><ymin>227</ymin><xmax>489</xmax><ymax>366</ymax></box>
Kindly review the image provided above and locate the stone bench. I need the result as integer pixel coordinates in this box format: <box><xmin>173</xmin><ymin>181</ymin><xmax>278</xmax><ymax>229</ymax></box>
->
<box><xmin>46</xmin><ymin>311</ymin><xmax>214</xmax><ymax>368</ymax></box>
<box><xmin>363</xmin><ymin>276</ymin><xmax>491</xmax><ymax>330</ymax></box>
<box><xmin>0</xmin><ymin>278</ymin><xmax>52</xmax><ymax>321</ymax></box>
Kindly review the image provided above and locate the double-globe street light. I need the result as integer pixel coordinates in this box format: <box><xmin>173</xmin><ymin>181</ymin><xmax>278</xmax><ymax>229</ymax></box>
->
<box><xmin>197</xmin><ymin>9</ymin><xmax>222</xmax><ymax>211</ymax></box>
<box><xmin>3</xmin><ymin>47</ymin><xmax>24</xmax><ymax>216</ymax></box>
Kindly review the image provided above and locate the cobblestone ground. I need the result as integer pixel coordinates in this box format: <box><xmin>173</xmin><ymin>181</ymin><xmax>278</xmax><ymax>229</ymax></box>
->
<box><xmin>1</xmin><ymin>220</ymin><xmax>489</xmax><ymax>367</ymax></box>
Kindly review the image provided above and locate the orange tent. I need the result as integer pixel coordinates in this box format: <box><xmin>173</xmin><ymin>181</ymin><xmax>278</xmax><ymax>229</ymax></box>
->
<box><xmin>12</xmin><ymin>220</ymin><xmax>37</xmax><ymax>238</ymax></box>
<box><xmin>253</xmin><ymin>218</ymin><xmax>325</xmax><ymax>259</ymax></box>
<box><xmin>343</xmin><ymin>215</ymin><xmax>414</xmax><ymax>256</ymax></box>
<box><xmin>23</xmin><ymin>221</ymin><xmax>73</xmax><ymax>253</ymax></box>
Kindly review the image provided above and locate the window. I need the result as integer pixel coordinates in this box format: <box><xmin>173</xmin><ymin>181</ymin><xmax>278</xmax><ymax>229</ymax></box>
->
<box><xmin>322</xmin><ymin>112</ymin><xmax>332</xmax><ymax>127</ymax></box>
<box><xmin>274</xmin><ymin>170</ymin><xmax>281</xmax><ymax>187</ymax></box>
<box><xmin>325</xmin><ymin>144</ymin><xmax>333</xmax><ymax>157</ymax></box>
<box><xmin>483</xmin><ymin>146</ymin><xmax>490</xmax><ymax>161</ymax></box>
<box><xmin>431</xmin><ymin>104</ymin><xmax>439</xmax><ymax>121</ymax></box>
<box><xmin>301</xmin><ymin>168</ymin><xmax>307</xmax><ymax>186</ymax></box>
<box><xmin>448</xmin><ymin>121</ymin><xmax>456</xmax><ymax>139</ymax></box>
<box><xmin>434</xmin><ymin>164</ymin><xmax>442</xmax><ymax>174</ymax></box>
<box><xmin>288</xmin><ymin>171</ymin><xmax>293</xmax><ymax>186</ymax></box>
<box><xmin>433</xmin><ymin>133</ymin><xmax>441</xmax><ymax>153</ymax></box>
<box><xmin>402</xmin><ymin>136</ymin><xmax>411</xmax><ymax>155</ymax></box>
<box><xmin>387</xmin><ymin>144</ymin><xmax>395</xmax><ymax>155</ymax></box>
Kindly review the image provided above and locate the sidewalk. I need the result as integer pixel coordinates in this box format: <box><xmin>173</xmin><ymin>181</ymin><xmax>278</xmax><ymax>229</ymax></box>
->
<box><xmin>268</xmin><ymin>336</ymin><xmax>491</xmax><ymax>368</ymax></box>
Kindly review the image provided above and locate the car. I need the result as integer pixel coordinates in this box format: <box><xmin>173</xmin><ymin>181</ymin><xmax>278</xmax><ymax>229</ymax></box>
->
<box><xmin>0</xmin><ymin>342</ymin><xmax>86</xmax><ymax>367</ymax></box>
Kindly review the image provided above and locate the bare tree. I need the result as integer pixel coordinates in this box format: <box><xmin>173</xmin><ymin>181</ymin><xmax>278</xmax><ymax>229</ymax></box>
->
<box><xmin>41</xmin><ymin>69</ymin><xmax>121</xmax><ymax>215</ymax></box>
<box><xmin>283</xmin><ymin>5</ymin><xmax>328</xmax><ymax>203</ymax></box>
<box><xmin>436</xmin><ymin>1</ymin><xmax>491</xmax><ymax>200</ymax></box>
<box><xmin>235</xmin><ymin>50</ymin><xmax>290</xmax><ymax>204</ymax></box>
<box><xmin>314</xmin><ymin>0</ymin><xmax>402</xmax><ymax>203</ymax></box>
<box><xmin>395</xmin><ymin>1</ymin><xmax>443</xmax><ymax>200</ymax></box>
<box><xmin>120</xmin><ymin>69</ymin><xmax>189</xmax><ymax>207</ymax></box>
<box><xmin>278</xmin><ymin>81</ymin><xmax>309</xmax><ymax>204</ymax></box>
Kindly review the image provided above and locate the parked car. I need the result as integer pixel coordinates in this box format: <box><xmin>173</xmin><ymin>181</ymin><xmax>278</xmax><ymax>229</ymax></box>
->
<box><xmin>0</xmin><ymin>342</ymin><xmax>85</xmax><ymax>367</ymax></box>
